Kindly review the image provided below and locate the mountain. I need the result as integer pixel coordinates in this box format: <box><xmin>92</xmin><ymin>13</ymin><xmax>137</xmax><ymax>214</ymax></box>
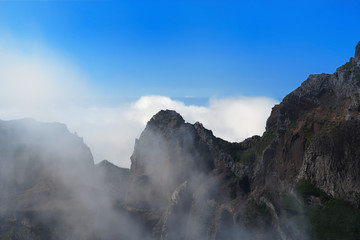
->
<box><xmin>125</xmin><ymin>41</ymin><xmax>360</xmax><ymax>240</ymax></box>
<box><xmin>1</xmin><ymin>41</ymin><xmax>360</xmax><ymax>240</ymax></box>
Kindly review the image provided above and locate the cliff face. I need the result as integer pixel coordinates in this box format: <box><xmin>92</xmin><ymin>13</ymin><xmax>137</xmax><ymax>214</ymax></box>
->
<box><xmin>299</xmin><ymin>120</ymin><xmax>360</xmax><ymax>207</ymax></box>
<box><xmin>266</xmin><ymin>43</ymin><xmax>360</xmax><ymax>207</ymax></box>
<box><xmin>265</xmin><ymin>58</ymin><xmax>360</xmax><ymax>179</ymax></box>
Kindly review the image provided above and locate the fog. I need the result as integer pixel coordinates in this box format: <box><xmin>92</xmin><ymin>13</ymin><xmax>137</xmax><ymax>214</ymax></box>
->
<box><xmin>0</xmin><ymin>113</ymin><xmax>310</xmax><ymax>240</ymax></box>
<box><xmin>0</xmin><ymin>118</ymin><xmax>225</xmax><ymax>239</ymax></box>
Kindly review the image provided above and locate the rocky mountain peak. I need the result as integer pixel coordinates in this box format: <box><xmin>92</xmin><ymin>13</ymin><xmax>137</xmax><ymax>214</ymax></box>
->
<box><xmin>148</xmin><ymin>109</ymin><xmax>185</xmax><ymax>129</ymax></box>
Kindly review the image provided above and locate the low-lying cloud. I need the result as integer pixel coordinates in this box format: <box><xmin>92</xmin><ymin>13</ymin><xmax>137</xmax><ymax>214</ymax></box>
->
<box><xmin>0</xmin><ymin>37</ymin><xmax>277</xmax><ymax>168</ymax></box>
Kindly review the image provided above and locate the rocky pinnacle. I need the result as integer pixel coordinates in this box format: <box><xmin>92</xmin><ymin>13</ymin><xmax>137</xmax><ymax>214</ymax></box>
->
<box><xmin>356</xmin><ymin>41</ymin><xmax>360</xmax><ymax>59</ymax></box>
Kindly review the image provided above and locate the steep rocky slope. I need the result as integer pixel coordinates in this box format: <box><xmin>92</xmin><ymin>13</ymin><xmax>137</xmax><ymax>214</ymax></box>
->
<box><xmin>266</xmin><ymin>45</ymin><xmax>360</xmax><ymax>207</ymax></box>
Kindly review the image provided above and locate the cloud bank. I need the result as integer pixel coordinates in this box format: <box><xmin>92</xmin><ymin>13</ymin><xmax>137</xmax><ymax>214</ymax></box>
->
<box><xmin>0</xmin><ymin>38</ymin><xmax>277</xmax><ymax>168</ymax></box>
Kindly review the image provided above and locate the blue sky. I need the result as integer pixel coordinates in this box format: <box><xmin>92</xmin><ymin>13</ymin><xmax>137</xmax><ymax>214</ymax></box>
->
<box><xmin>0</xmin><ymin>0</ymin><xmax>359</xmax><ymax>166</ymax></box>
<box><xmin>1</xmin><ymin>0</ymin><xmax>359</xmax><ymax>103</ymax></box>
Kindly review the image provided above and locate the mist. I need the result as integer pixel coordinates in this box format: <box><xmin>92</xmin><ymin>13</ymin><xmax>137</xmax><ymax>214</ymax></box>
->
<box><xmin>0</xmin><ymin>32</ymin><xmax>322</xmax><ymax>240</ymax></box>
<box><xmin>0</xmin><ymin>111</ymin><xmax>311</xmax><ymax>240</ymax></box>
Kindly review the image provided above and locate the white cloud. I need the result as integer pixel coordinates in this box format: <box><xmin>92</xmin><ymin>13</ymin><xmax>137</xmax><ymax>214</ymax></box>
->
<box><xmin>126</xmin><ymin>95</ymin><xmax>277</xmax><ymax>143</ymax></box>
<box><xmin>0</xmin><ymin>38</ymin><xmax>278</xmax><ymax>168</ymax></box>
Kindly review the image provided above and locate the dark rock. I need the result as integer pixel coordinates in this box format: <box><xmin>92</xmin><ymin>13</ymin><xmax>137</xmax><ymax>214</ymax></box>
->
<box><xmin>299</xmin><ymin>120</ymin><xmax>360</xmax><ymax>207</ymax></box>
